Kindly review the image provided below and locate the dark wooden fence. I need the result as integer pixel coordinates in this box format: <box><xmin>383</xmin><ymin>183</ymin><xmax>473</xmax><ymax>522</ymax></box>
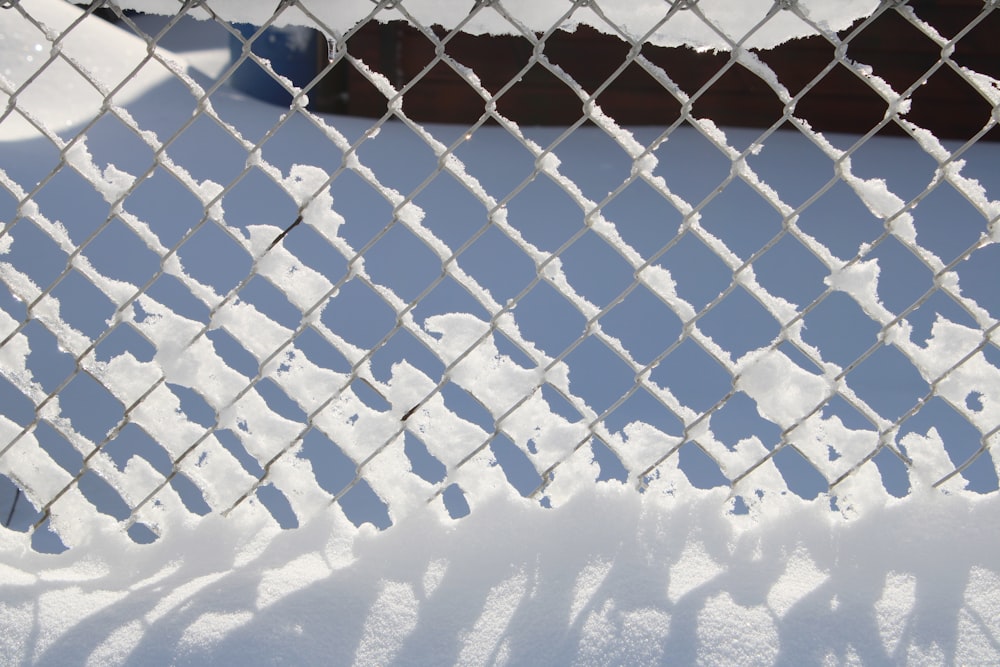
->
<box><xmin>309</xmin><ymin>1</ymin><xmax>998</xmax><ymax>141</ymax></box>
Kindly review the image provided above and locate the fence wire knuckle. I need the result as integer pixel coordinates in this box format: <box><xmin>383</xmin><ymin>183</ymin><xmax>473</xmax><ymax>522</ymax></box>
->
<box><xmin>0</xmin><ymin>0</ymin><xmax>998</xmax><ymax>545</ymax></box>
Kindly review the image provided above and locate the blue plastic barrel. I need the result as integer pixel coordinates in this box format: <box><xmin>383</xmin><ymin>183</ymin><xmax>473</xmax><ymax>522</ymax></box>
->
<box><xmin>228</xmin><ymin>24</ymin><xmax>321</xmax><ymax>107</ymax></box>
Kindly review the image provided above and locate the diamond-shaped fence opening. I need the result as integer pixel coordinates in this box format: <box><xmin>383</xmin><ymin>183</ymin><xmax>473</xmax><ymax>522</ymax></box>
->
<box><xmin>0</xmin><ymin>0</ymin><xmax>998</xmax><ymax>551</ymax></box>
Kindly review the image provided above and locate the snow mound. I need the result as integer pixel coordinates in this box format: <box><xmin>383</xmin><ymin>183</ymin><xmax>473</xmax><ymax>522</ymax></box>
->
<box><xmin>112</xmin><ymin>0</ymin><xmax>879</xmax><ymax>51</ymax></box>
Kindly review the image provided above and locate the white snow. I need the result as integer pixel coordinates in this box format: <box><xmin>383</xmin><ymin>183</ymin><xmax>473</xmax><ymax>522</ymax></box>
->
<box><xmin>108</xmin><ymin>0</ymin><xmax>880</xmax><ymax>52</ymax></box>
<box><xmin>1</xmin><ymin>0</ymin><xmax>999</xmax><ymax>665</ymax></box>
<box><xmin>0</xmin><ymin>0</ymin><xmax>183</xmax><ymax>142</ymax></box>
<box><xmin>1</xmin><ymin>484</ymin><xmax>996</xmax><ymax>664</ymax></box>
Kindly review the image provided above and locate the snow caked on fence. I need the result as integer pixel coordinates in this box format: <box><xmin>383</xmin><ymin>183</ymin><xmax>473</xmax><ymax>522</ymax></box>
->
<box><xmin>1</xmin><ymin>0</ymin><xmax>999</xmax><ymax>664</ymax></box>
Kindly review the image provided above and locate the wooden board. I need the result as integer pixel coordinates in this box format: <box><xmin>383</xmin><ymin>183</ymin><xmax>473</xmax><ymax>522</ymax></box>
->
<box><xmin>311</xmin><ymin>2</ymin><xmax>999</xmax><ymax>141</ymax></box>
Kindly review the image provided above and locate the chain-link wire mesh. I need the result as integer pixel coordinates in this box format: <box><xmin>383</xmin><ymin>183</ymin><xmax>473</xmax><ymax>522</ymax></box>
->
<box><xmin>0</xmin><ymin>0</ymin><xmax>998</xmax><ymax>551</ymax></box>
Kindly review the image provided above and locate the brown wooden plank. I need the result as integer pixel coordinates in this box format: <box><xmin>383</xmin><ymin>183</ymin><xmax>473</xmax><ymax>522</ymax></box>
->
<box><xmin>309</xmin><ymin>5</ymin><xmax>999</xmax><ymax>140</ymax></box>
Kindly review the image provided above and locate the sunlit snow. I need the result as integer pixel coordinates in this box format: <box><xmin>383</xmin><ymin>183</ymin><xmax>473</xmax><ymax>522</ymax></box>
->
<box><xmin>1</xmin><ymin>1</ymin><xmax>999</xmax><ymax>665</ymax></box>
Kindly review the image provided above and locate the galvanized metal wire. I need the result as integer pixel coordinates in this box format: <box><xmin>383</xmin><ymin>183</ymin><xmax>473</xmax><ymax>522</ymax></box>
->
<box><xmin>0</xmin><ymin>0</ymin><xmax>998</xmax><ymax>548</ymax></box>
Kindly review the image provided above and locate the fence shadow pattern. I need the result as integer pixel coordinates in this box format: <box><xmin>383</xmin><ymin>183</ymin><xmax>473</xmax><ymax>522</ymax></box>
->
<box><xmin>0</xmin><ymin>0</ymin><xmax>998</xmax><ymax>551</ymax></box>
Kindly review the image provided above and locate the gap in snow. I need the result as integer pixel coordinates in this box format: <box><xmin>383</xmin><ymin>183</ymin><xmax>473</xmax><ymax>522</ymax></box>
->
<box><xmin>965</xmin><ymin>391</ymin><xmax>985</xmax><ymax>413</ymax></box>
<box><xmin>871</xmin><ymin>447</ymin><xmax>911</xmax><ymax>499</ymax></box>
<box><xmin>238</xmin><ymin>275</ymin><xmax>303</xmax><ymax>332</ymax></box>
<box><xmin>976</xmin><ymin>342</ymin><xmax>1000</xmax><ymax>377</ymax></box>
<box><xmin>864</xmin><ymin>238</ymin><xmax>936</xmax><ymax>314</ymax></box>
<box><xmin>539</xmin><ymin>383</ymin><xmax>584</xmax><ymax>424</ymax></box>
<box><xmin>603</xmin><ymin>386</ymin><xmax>685</xmax><ymax>440</ymax></box>
<box><xmin>711</xmin><ymin>391</ymin><xmax>782</xmax><ymax>449</ymax></box>
<box><xmin>170</xmin><ymin>471</ymin><xmax>214</xmax><ymax>516</ymax></box>
<box><xmin>292</xmin><ymin>325</ymin><xmax>353</xmax><ymax>374</ymax></box>
<box><xmin>255</xmin><ymin>378</ymin><xmax>308</xmax><ymax>423</ymax></box>
<box><xmin>591</xmin><ymin>437</ymin><xmax>630</xmax><ymax>484</ymax></box>
<box><xmin>439</xmin><ymin>382</ymin><xmax>494</xmax><ymax>433</ymax></box>
<box><xmin>410</xmin><ymin>276</ymin><xmax>493</xmax><ymax>330</ymax></box>
<box><xmin>489</xmin><ymin>432</ymin><xmax>544</xmax><ymax>498</ymax></box>
<box><xmin>0</xmin><ymin>474</ymin><xmax>42</xmax><ymax>533</ymax></box>
<box><xmin>0</xmin><ymin>281</ymin><xmax>26</xmax><ymax>324</ymax></box>
<box><xmin>905</xmin><ymin>289</ymin><xmax>981</xmax><ymax>346</ymax></box>
<box><xmin>78</xmin><ymin>470</ymin><xmax>133</xmax><ymax>522</ymax></box>
<box><xmin>678</xmin><ymin>443</ymin><xmax>730</xmax><ymax>490</ymax></box>
<box><xmin>441</xmin><ymin>482</ymin><xmax>471</xmax><ymax>519</ymax></box>
<box><xmin>126</xmin><ymin>521</ymin><xmax>159</xmax><ymax>544</ymax></box>
<box><xmin>0</xmin><ymin>375</ymin><xmax>35</xmax><ymax>427</ymax></box>
<box><xmin>369</xmin><ymin>330</ymin><xmax>444</xmax><ymax>387</ymax></box>
<box><xmin>95</xmin><ymin>322</ymin><xmax>158</xmax><ymax>365</ymax></box>
<box><xmin>775</xmin><ymin>338</ymin><xmax>822</xmax><ymax>375</ymax></box>
<box><xmin>168</xmin><ymin>383</ymin><xmax>218</xmax><ymax>430</ymax></box>
<box><xmin>899</xmin><ymin>397</ymin><xmax>998</xmax><ymax>495</ymax></box>
<box><xmin>30</xmin><ymin>516</ymin><xmax>68</xmax><ymax>555</ymax></box>
<box><xmin>205</xmin><ymin>328</ymin><xmax>260</xmax><ymax>379</ymax></box>
<box><xmin>256</xmin><ymin>484</ymin><xmax>299</xmax><ymax>529</ymax></box>
<box><xmin>216</xmin><ymin>428</ymin><xmax>265</xmax><ymax>478</ymax></box>
<box><xmin>350</xmin><ymin>378</ymin><xmax>393</xmax><ymax>413</ymax></box>
<box><xmin>956</xmin><ymin>244</ymin><xmax>1000</xmax><ymax>318</ymax></box>
<box><xmin>771</xmin><ymin>446</ymin><xmax>829</xmax><ymax>500</ymax></box>
<box><xmin>81</xmin><ymin>113</ymin><xmax>159</xmax><ymax>176</ymax></box>
<box><xmin>296</xmin><ymin>428</ymin><xmax>358</xmax><ymax>498</ymax></box>
<box><xmin>33</xmin><ymin>421</ymin><xmax>84</xmax><ymax>478</ymax></box>
<box><xmin>144</xmin><ymin>274</ymin><xmax>212</xmax><ymax>323</ymax></box>
<box><xmin>403</xmin><ymin>430</ymin><xmax>446</xmax><ymax>485</ymax></box>
<box><xmin>102</xmin><ymin>422</ymin><xmax>173</xmax><ymax>476</ymax></box>
<box><xmin>223</xmin><ymin>168</ymin><xmax>301</xmax><ymax>237</ymax></box>
<box><xmin>492</xmin><ymin>329</ymin><xmax>541</xmax><ymax>372</ymax></box>
<box><xmin>339</xmin><ymin>478</ymin><xmax>392</xmax><ymax>530</ymax></box>
<box><xmin>820</xmin><ymin>394</ymin><xmax>875</xmax><ymax>432</ymax></box>
<box><xmin>56</xmin><ymin>373</ymin><xmax>122</xmax><ymax>445</ymax></box>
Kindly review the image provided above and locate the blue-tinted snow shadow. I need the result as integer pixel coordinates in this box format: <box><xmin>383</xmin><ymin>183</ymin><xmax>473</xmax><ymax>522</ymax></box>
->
<box><xmin>11</xmin><ymin>489</ymin><xmax>999</xmax><ymax>666</ymax></box>
<box><xmin>2</xmin><ymin>15</ymin><xmax>1000</xmax><ymax>542</ymax></box>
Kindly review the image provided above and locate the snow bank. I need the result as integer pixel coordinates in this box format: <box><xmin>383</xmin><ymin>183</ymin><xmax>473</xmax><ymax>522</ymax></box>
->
<box><xmin>2</xmin><ymin>483</ymin><xmax>999</xmax><ymax>666</ymax></box>
<box><xmin>0</xmin><ymin>0</ymin><xmax>184</xmax><ymax>141</ymax></box>
<box><xmin>111</xmin><ymin>0</ymin><xmax>879</xmax><ymax>51</ymax></box>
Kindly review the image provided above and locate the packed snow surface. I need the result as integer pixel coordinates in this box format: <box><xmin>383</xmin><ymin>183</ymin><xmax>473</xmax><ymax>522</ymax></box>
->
<box><xmin>2</xmin><ymin>485</ymin><xmax>999</xmax><ymax>666</ymax></box>
<box><xmin>105</xmin><ymin>0</ymin><xmax>880</xmax><ymax>51</ymax></box>
<box><xmin>1</xmin><ymin>0</ymin><xmax>999</xmax><ymax>665</ymax></box>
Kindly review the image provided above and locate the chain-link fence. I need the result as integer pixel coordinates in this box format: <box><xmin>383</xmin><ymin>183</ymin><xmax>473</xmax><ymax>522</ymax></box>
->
<box><xmin>1</xmin><ymin>0</ymin><xmax>998</xmax><ymax>552</ymax></box>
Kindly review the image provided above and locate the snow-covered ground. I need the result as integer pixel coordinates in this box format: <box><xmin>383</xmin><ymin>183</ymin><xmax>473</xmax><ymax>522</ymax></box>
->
<box><xmin>1</xmin><ymin>1</ymin><xmax>999</xmax><ymax>664</ymax></box>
